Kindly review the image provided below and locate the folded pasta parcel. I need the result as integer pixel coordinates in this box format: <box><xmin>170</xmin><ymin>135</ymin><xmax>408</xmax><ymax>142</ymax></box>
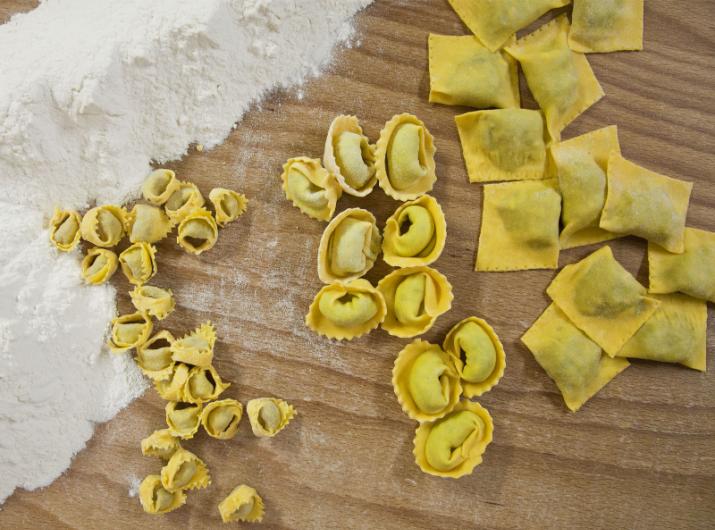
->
<box><xmin>281</xmin><ymin>156</ymin><xmax>342</xmax><ymax>221</ymax></box>
<box><xmin>569</xmin><ymin>0</ymin><xmax>644</xmax><ymax>53</ymax></box>
<box><xmin>49</xmin><ymin>208</ymin><xmax>82</xmax><ymax>252</ymax></box>
<box><xmin>218</xmin><ymin>484</ymin><xmax>264</xmax><ymax>523</ymax></box>
<box><xmin>323</xmin><ymin>115</ymin><xmax>377</xmax><ymax>197</ymax></box>
<box><xmin>139</xmin><ymin>474</ymin><xmax>186</xmax><ymax>515</ymax></box>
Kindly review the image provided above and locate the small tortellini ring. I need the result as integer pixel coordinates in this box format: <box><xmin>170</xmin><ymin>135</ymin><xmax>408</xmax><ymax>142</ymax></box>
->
<box><xmin>323</xmin><ymin>115</ymin><xmax>377</xmax><ymax>197</ymax></box>
<box><xmin>127</xmin><ymin>203</ymin><xmax>172</xmax><ymax>244</ymax></box>
<box><xmin>164</xmin><ymin>181</ymin><xmax>205</xmax><ymax>224</ymax></box>
<box><xmin>142</xmin><ymin>169</ymin><xmax>181</xmax><ymax>206</ymax></box>
<box><xmin>155</xmin><ymin>363</ymin><xmax>191</xmax><ymax>402</ymax></box>
<box><xmin>119</xmin><ymin>241</ymin><xmax>158</xmax><ymax>286</ymax></box>
<box><xmin>135</xmin><ymin>330</ymin><xmax>175</xmax><ymax>381</ymax></box>
<box><xmin>160</xmin><ymin>448</ymin><xmax>211</xmax><ymax>493</ymax></box>
<box><xmin>382</xmin><ymin>195</ymin><xmax>447</xmax><ymax>267</ymax></box>
<box><xmin>209</xmin><ymin>187</ymin><xmax>248</xmax><ymax>227</ymax></box>
<box><xmin>176</xmin><ymin>208</ymin><xmax>218</xmax><ymax>255</ymax></box>
<box><xmin>281</xmin><ymin>156</ymin><xmax>342</xmax><ymax>222</ymax></box>
<box><xmin>218</xmin><ymin>484</ymin><xmax>265</xmax><ymax>523</ymax></box>
<box><xmin>165</xmin><ymin>401</ymin><xmax>203</xmax><ymax>440</ymax></box>
<box><xmin>141</xmin><ymin>428</ymin><xmax>182</xmax><ymax>460</ymax></box>
<box><xmin>81</xmin><ymin>247</ymin><xmax>118</xmax><ymax>285</ymax></box>
<box><xmin>201</xmin><ymin>398</ymin><xmax>243</xmax><ymax>440</ymax></box>
<box><xmin>183</xmin><ymin>365</ymin><xmax>230</xmax><ymax>404</ymax></box>
<box><xmin>107</xmin><ymin>311</ymin><xmax>153</xmax><ymax>353</ymax></box>
<box><xmin>80</xmin><ymin>204</ymin><xmax>127</xmax><ymax>248</ymax></box>
<box><xmin>130</xmin><ymin>285</ymin><xmax>175</xmax><ymax>321</ymax></box>
<box><xmin>139</xmin><ymin>474</ymin><xmax>186</xmax><ymax>515</ymax></box>
<box><xmin>170</xmin><ymin>321</ymin><xmax>216</xmax><ymax>368</ymax></box>
<box><xmin>246</xmin><ymin>397</ymin><xmax>296</xmax><ymax>438</ymax></box>
<box><xmin>49</xmin><ymin>208</ymin><xmax>82</xmax><ymax>251</ymax></box>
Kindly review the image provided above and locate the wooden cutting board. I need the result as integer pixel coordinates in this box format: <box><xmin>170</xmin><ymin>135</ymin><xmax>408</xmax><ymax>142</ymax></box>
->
<box><xmin>1</xmin><ymin>1</ymin><xmax>714</xmax><ymax>528</ymax></box>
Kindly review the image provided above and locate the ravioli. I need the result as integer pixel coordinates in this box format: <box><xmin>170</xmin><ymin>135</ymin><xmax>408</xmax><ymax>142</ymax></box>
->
<box><xmin>141</xmin><ymin>428</ymin><xmax>182</xmax><ymax>460</ymax></box>
<box><xmin>569</xmin><ymin>0</ymin><xmax>644</xmax><ymax>53</ymax></box>
<box><xmin>160</xmin><ymin>448</ymin><xmax>211</xmax><ymax>492</ymax></box>
<box><xmin>413</xmin><ymin>400</ymin><xmax>493</xmax><ymax>478</ymax></box>
<box><xmin>375</xmin><ymin>114</ymin><xmax>437</xmax><ymax>201</ymax></box>
<box><xmin>551</xmin><ymin>125</ymin><xmax>622</xmax><ymax>248</ymax></box>
<box><xmin>323</xmin><ymin>115</ymin><xmax>377</xmax><ymax>197</ymax></box>
<box><xmin>184</xmin><ymin>365</ymin><xmax>230</xmax><ymax>404</ymax></box>
<box><xmin>201</xmin><ymin>399</ymin><xmax>243</xmax><ymax>439</ymax></box>
<box><xmin>377</xmin><ymin>267</ymin><xmax>453</xmax><ymax>338</ymax></box>
<box><xmin>443</xmin><ymin>317</ymin><xmax>506</xmax><ymax>398</ymax></box>
<box><xmin>49</xmin><ymin>208</ymin><xmax>82</xmax><ymax>252</ymax></box>
<box><xmin>382</xmin><ymin>195</ymin><xmax>447</xmax><ymax>268</ymax></box>
<box><xmin>392</xmin><ymin>340</ymin><xmax>461</xmax><ymax>422</ymax></box>
<box><xmin>130</xmin><ymin>285</ymin><xmax>175</xmax><ymax>320</ymax></box>
<box><xmin>428</xmin><ymin>34</ymin><xmax>519</xmax><ymax>109</ymax></box>
<box><xmin>218</xmin><ymin>485</ymin><xmax>265</xmax><ymax>523</ymax></box>
<box><xmin>165</xmin><ymin>401</ymin><xmax>203</xmax><ymax>440</ymax></box>
<box><xmin>155</xmin><ymin>363</ymin><xmax>191</xmax><ymax>402</ymax></box>
<box><xmin>142</xmin><ymin>169</ymin><xmax>181</xmax><ymax>205</ymax></box>
<box><xmin>476</xmin><ymin>179</ymin><xmax>561</xmax><ymax>271</ymax></box>
<box><xmin>119</xmin><ymin>241</ymin><xmax>158</xmax><ymax>286</ymax></box>
<box><xmin>135</xmin><ymin>330</ymin><xmax>175</xmax><ymax>381</ymax></box>
<box><xmin>648</xmin><ymin>228</ymin><xmax>715</xmax><ymax>303</ymax></box>
<box><xmin>176</xmin><ymin>208</ymin><xmax>218</xmax><ymax>255</ymax></box>
<box><xmin>139</xmin><ymin>474</ymin><xmax>186</xmax><ymax>515</ymax></box>
<box><xmin>164</xmin><ymin>181</ymin><xmax>205</xmax><ymax>224</ymax></box>
<box><xmin>306</xmin><ymin>279</ymin><xmax>386</xmax><ymax>340</ymax></box>
<box><xmin>81</xmin><ymin>247</ymin><xmax>118</xmax><ymax>285</ymax></box>
<box><xmin>107</xmin><ymin>311</ymin><xmax>153</xmax><ymax>353</ymax></box>
<box><xmin>208</xmin><ymin>187</ymin><xmax>248</xmax><ymax>227</ymax></box>
<box><xmin>455</xmin><ymin>108</ymin><xmax>547</xmax><ymax>183</ymax></box>
<box><xmin>317</xmin><ymin>208</ymin><xmax>381</xmax><ymax>284</ymax></box>
<box><xmin>281</xmin><ymin>156</ymin><xmax>342</xmax><ymax>221</ymax></box>
<box><xmin>546</xmin><ymin>246</ymin><xmax>660</xmax><ymax>356</ymax></box>
<box><xmin>127</xmin><ymin>203</ymin><xmax>172</xmax><ymax>244</ymax></box>
<box><xmin>80</xmin><ymin>204</ymin><xmax>127</xmax><ymax>248</ymax></box>
<box><xmin>171</xmin><ymin>322</ymin><xmax>216</xmax><ymax>368</ymax></box>
<box><xmin>600</xmin><ymin>153</ymin><xmax>693</xmax><ymax>253</ymax></box>
<box><xmin>522</xmin><ymin>304</ymin><xmax>631</xmax><ymax>411</ymax></box>
<box><xmin>246</xmin><ymin>397</ymin><xmax>296</xmax><ymax>438</ymax></box>
<box><xmin>506</xmin><ymin>15</ymin><xmax>605</xmax><ymax>141</ymax></box>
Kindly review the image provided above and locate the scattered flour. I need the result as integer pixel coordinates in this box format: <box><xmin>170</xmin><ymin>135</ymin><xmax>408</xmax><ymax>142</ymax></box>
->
<box><xmin>0</xmin><ymin>0</ymin><xmax>371</xmax><ymax>505</ymax></box>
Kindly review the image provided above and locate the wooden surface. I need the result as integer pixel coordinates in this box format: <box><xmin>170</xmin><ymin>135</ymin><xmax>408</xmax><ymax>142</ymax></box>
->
<box><xmin>2</xmin><ymin>1</ymin><xmax>715</xmax><ymax>529</ymax></box>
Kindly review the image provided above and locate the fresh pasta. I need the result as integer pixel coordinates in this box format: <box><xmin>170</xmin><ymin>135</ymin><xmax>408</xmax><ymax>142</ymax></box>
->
<box><xmin>164</xmin><ymin>181</ymin><xmax>205</xmax><ymax>224</ymax></box>
<box><xmin>130</xmin><ymin>285</ymin><xmax>175</xmax><ymax>320</ymax></box>
<box><xmin>176</xmin><ymin>208</ymin><xmax>218</xmax><ymax>255</ymax></box>
<box><xmin>201</xmin><ymin>399</ymin><xmax>243</xmax><ymax>439</ymax></box>
<box><xmin>135</xmin><ymin>330</ymin><xmax>175</xmax><ymax>381</ymax></box>
<box><xmin>569</xmin><ymin>0</ymin><xmax>644</xmax><ymax>53</ymax></box>
<box><xmin>141</xmin><ymin>428</ymin><xmax>182</xmax><ymax>460</ymax></box>
<box><xmin>183</xmin><ymin>365</ymin><xmax>230</xmax><ymax>404</ymax></box>
<box><xmin>160</xmin><ymin>448</ymin><xmax>211</xmax><ymax>492</ymax></box>
<box><xmin>246</xmin><ymin>397</ymin><xmax>296</xmax><ymax>438</ymax></box>
<box><xmin>127</xmin><ymin>203</ymin><xmax>172</xmax><ymax>244</ymax></box>
<box><xmin>218</xmin><ymin>485</ymin><xmax>265</xmax><ymax>523</ymax></box>
<box><xmin>119</xmin><ymin>241</ymin><xmax>158</xmax><ymax>285</ymax></box>
<box><xmin>281</xmin><ymin>156</ymin><xmax>342</xmax><ymax>221</ymax></box>
<box><xmin>80</xmin><ymin>204</ymin><xmax>127</xmax><ymax>248</ymax></box>
<box><xmin>170</xmin><ymin>322</ymin><xmax>216</xmax><ymax>368</ymax></box>
<box><xmin>382</xmin><ymin>195</ymin><xmax>446</xmax><ymax>268</ymax></box>
<box><xmin>81</xmin><ymin>247</ymin><xmax>118</xmax><ymax>285</ymax></box>
<box><xmin>49</xmin><ymin>208</ymin><xmax>82</xmax><ymax>251</ymax></box>
<box><xmin>142</xmin><ymin>169</ymin><xmax>180</xmax><ymax>205</ymax></box>
<box><xmin>107</xmin><ymin>311</ymin><xmax>153</xmax><ymax>353</ymax></box>
<box><xmin>139</xmin><ymin>474</ymin><xmax>186</xmax><ymax>515</ymax></box>
<box><xmin>208</xmin><ymin>187</ymin><xmax>248</xmax><ymax>227</ymax></box>
<box><xmin>165</xmin><ymin>401</ymin><xmax>203</xmax><ymax>440</ymax></box>
<box><xmin>323</xmin><ymin>115</ymin><xmax>377</xmax><ymax>197</ymax></box>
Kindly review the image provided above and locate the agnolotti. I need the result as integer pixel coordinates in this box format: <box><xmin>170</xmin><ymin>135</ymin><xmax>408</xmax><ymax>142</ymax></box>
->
<box><xmin>155</xmin><ymin>363</ymin><xmax>190</xmax><ymax>402</ymax></box>
<box><xmin>139</xmin><ymin>474</ymin><xmax>186</xmax><ymax>515</ymax></box>
<box><xmin>80</xmin><ymin>204</ymin><xmax>127</xmax><ymax>248</ymax></box>
<box><xmin>165</xmin><ymin>401</ymin><xmax>203</xmax><ymax>440</ymax></box>
<box><xmin>323</xmin><ymin>115</ymin><xmax>377</xmax><ymax>197</ymax></box>
<box><xmin>171</xmin><ymin>322</ymin><xmax>216</xmax><ymax>368</ymax></box>
<box><xmin>246</xmin><ymin>397</ymin><xmax>296</xmax><ymax>438</ymax></box>
<box><xmin>176</xmin><ymin>208</ymin><xmax>218</xmax><ymax>255</ymax></box>
<box><xmin>317</xmin><ymin>208</ymin><xmax>381</xmax><ymax>284</ymax></box>
<box><xmin>375</xmin><ymin>114</ymin><xmax>437</xmax><ymax>201</ymax></box>
<box><xmin>413</xmin><ymin>400</ymin><xmax>493</xmax><ymax>478</ymax></box>
<box><xmin>382</xmin><ymin>195</ymin><xmax>446</xmax><ymax>268</ymax></box>
<box><xmin>201</xmin><ymin>399</ymin><xmax>243</xmax><ymax>440</ymax></box>
<box><xmin>377</xmin><ymin>266</ymin><xmax>453</xmax><ymax>338</ymax></box>
<box><xmin>306</xmin><ymin>279</ymin><xmax>386</xmax><ymax>340</ymax></box>
<box><xmin>142</xmin><ymin>169</ymin><xmax>181</xmax><ymax>206</ymax></box>
<box><xmin>208</xmin><ymin>187</ymin><xmax>248</xmax><ymax>227</ymax></box>
<box><xmin>184</xmin><ymin>365</ymin><xmax>230</xmax><ymax>404</ymax></box>
<box><xmin>443</xmin><ymin>317</ymin><xmax>506</xmax><ymax>398</ymax></box>
<box><xmin>135</xmin><ymin>330</ymin><xmax>175</xmax><ymax>381</ymax></box>
<box><xmin>506</xmin><ymin>16</ymin><xmax>604</xmax><ymax>141</ymax></box>
<box><xmin>81</xmin><ymin>247</ymin><xmax>118</xmax><ymax>285</ymax></box>
<box><xmin>141</xmin><ymin>428</ymin><xmax>182</xmax><ymax>460</ymax></box>
<box><xmin>119</xmin><ymin>241</ymin><xmax>158</xmax><ymax>286</ymax></box>
<box><xmin>164</xmin><ymin>181</ymin><xmax>205</xmax><ymax>223</ymax></box>
<box><xmin>107</xmin><ymin>311</ymin><xmax>153</xmax><ymax>353</ymax></box>
<box><xmin>281</xmin><ymin>156</ymin><xmax>342</xmax><ymax>221</ymax></box>
<box><xmin>392</xmin><ymin>340</ymin><xmax>462</xmax><ymax>422</ymax></box>
<box><xmin>127</xmin><ymin>203</ymin><xmax>172</xmax><ymax>244</ymax></box>
<box><xmin>49</xmin><ymin>208</ymin><xmax>82</xmax><ymax>252</ymax></box>
<box><xmin>455</xmin><ymin>109</ymin><xmax>547</xmax><ymax>183</ymax></box>
<box><xmin>218</xmin><ymin>484</ymin><xmax>265</xmax><ymax>523</ymax></box>
<box><xmin>569</xmin><ymin>0</ymin><xmax>644</xmax><ymax>53</ymax></box>
<box><xmin>160</xmin><ymin>448</ymin><xmax>211</xmax><ymax>492</ymax></box>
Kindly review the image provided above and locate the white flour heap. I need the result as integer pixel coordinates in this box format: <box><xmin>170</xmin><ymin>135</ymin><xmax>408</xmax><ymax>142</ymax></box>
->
<box><xmin>0</xmin><ymin>0</ymin><xmax>371</xmax><ymax>505</ymax></box>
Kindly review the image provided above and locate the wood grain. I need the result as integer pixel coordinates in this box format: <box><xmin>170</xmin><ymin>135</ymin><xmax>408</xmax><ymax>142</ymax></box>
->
<box><xmin>1</xmin><ymin>1</ymin><xmax>714</xmax><ymax>529</ymax></box>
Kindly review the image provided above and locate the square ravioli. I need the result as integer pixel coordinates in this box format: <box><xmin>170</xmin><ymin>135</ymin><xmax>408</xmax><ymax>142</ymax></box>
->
<box><xmin>476</xmin><ymin>179</ymin><xmax>561</xmax><ymax>271</ymax></box>
<box><xmin>569</xmin><ymin>0</ymin><xmax>645</xmax><ymax>53</ymax></box>
<box><xmin>648</xmin><ymin>227</ymin><xmax>715</xmax><ymax>303</ymax></box>
<box><xmin>522</xmin><ymin>304</ymin><xmax>630</xmax><ymax>412</ymax></box>
<box><xmin>506</xmin><ymin>15</ymin><xmax>604</xmax><ymax>141</ymax></box>
<box><xmin>615</xmin><ymin>294</ymin><xmax>707</xmax><ymax>371</ymax></box>
<box><xmin>428</xmin><ymin>34</ymin><xmax>519</xmax><ymax>109</ymax></box>
<box><xmin>551</xmin><ymin>125</ymin><xmax>622</xmax><ymax>249</ymax></box>
<box><xmin>455</xmin><ymin>109</ymin><xmax>547</xmax><ymax>183</ymax></box>
<box><xmin>546</xmin><ymin>246</ymin><xmax>660</xmax><ymax>356</ymax></box>
<box><xmin>600</xmin><ymin>153</ymin><xmax>693</xmax><ymax>253</ymax></box>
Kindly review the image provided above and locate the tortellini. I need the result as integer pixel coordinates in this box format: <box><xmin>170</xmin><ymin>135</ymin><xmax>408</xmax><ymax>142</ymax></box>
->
<box><xmin>546</xmin><ymin>246</ymin><xmax>660</xmax><ymax>356</ymax></box>
<box><xmin>392</xmin><ymin>340</ymin><xmax>462</xmax><ymax>423</ymax></box>
<box><xmin>505</xmin><ymin>15</ymin><xmax>604</xmax><ymax>141</ymax></box>
<box><xmin>323</xmin><ymin>115</ymin><xmax>377</xmax><ymax>197</ymax></box>
<box><xmin>382</xmin><ymin>195</ymin><xmax>446</xmax><ymax>268</ymax></box>
<box><xmin>455</xmin><ymin>109</ymin><xmax>547</xmax><ymax>183</ymax></box>
<box><xmin>142</xmin><ymin>169</ymin><xmax>180</xmax><ymax>206</ymax></box>
<box><xmin>281</xmin><ymin>156</ymin><xmax>342</xmax><ymax>221</ymax></box>
<box><xmin>476</xmin><ymin>179</ymin><xmax>561</xmax><ymax>271</ymax></box>
<box><xmin>49</xmin><ymin>208</ymin><xmax>82</xmax><ymax>252</ymax></box>
<box><xmin>377</xmin><ymin>267</ymin><xmax>453</xmax><ymax>338</ymax></box>
<box><xmin>135</xmin><ymin>330</ymin><xmax>175</xmax><ymax>381</ymax></box>
<box><xmin>155</xmin><ymin>363</ymin><xmax>191</xmax><ymax>401</ymax></box>
<box><xmin>119</xmin><ymin>241</ymin><xmax>158</xmax><ymax>286</ymax></box>
<box><xmin>80</xmin><ymin>204</ymin><xmax>127</xmax><ymax>248</ymax></box>
<box><xmin>569</xmin><ymin>0</ymin><xmax>644</xmax><ymax>53</ymax></box>
<box><xmin>184</xmin><ymin>365</ymin><xmax>230</xmax><ymax>404</ymax></box>
<box><xmin>317</xmin><ymin>208</ymin><xmax>381</xmax><ymax>284</ymax></box>
<box><xmin>208</xmin><ymin>187</ymin><xmax>248</xmax><ymax>227</ymax></box>
<box><xmin>160</xmin><ymin>448</ymin><xmax>210</xmax><ymax>492</ymax></box>
<box><xmin>246</xmin><ymin>397</ymin><xmax>296</xmax><ymax>438</ymax></box>
<box><xmin>107</xmin><ymin>311</ymin><xmax>153</xmax><ymax>353</ymax></box>
<box><xmin>126</xmin><ymin>203</ymin><xmax>172</xmax><ymax>244</ymax></box>
<box><xmin>375</xmin><ymin>114</ymin><xmax>437</xmax><ymax>201</ymax></box>
<box><xmin>165</xmin><ymin>401</ymin><xmax>203</xmax><ymax>440</ymax></box>
<box><xmin>139</xmin><ymin>474</ymin><xmax>186</xmax><ymax>515</ymax></box>
<box><xmin>171</xmin><ymin>322</ymin><xmax>216</xmax><ymax>368</ymax></box>
<box><xmin>305</xmin><ymin>279</ymin><xmax>386</xmax><ymax>340</ymax></box>
<box><xmin>600</xmin><ymin>153</ymin><xmax>693</xmax><ymax>254</ymax></box>
<box><xmin>164</xmin><ymin>181</ymin><xmax>205</xmax><ymax>224</ymax></box>
<box><xmin>201</xmin><ymin>399</ymin><xmax>243</xmax><ymax>439</ymax></box>
<box><xmin>218</xmin><ymin>484</ymin><xmax>265</xmax><ymax>523</ymax></box>
<box><xmin>130</xmin><ymin>285</ymin><xmax>175</xmax><ymax>320</ymax></box>
<box><xmin>141</xmin><ymin>428</ymin><xmax>182</xmax><ymax>460</ymax></box>
<box><xmin>413</xmin><ymin>400</ymin><xmax>493</xmax><ymax>478</ymax></box>
<box><xmin>443</xmin><ymin>317</ymin><xmax>506</xmax><ymax>398</ymax></box>
<box><xmin>81</xmin><ymin>247</ymin><xmax>118</xmax><ymax>285</ymax></box>
<box><xmin>521</xmin><ymin>304</ymin><xmax>630</xmax><ymax>412</ymax></box>
<box><xmin>176</xmin><ymin>208</ymin><xmax>218</xmax><ymax>255</ymax></box>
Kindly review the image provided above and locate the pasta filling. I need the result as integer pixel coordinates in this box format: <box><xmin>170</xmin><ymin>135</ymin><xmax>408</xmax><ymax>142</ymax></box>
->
<box><xmin>257</xmin><ymin>401</ymin><xmax>281</xmax><ymax>432</ymax></box>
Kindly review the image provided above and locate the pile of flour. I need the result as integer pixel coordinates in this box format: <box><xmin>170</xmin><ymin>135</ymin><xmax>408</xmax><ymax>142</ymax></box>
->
<box><xmin>0</xmin><ymin>0</ymin><xmax>371</xmax><ymax>505</ymax></box>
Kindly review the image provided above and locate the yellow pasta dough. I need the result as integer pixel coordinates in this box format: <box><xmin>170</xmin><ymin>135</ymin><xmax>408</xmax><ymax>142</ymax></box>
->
<box><xmin>208</xmin><ymin>187</ymin><xmax>248</xmax><ymax>227</ymax></box>
<box><xmin>506</xmin><ymin>15</ymin><xmax>605</xmax><ymax>141</ymax></box>
<box><xmin>81</xmin><ymin>247</ymin><xmax>118</xmax><ymax>285</ymax></box>
<box><xmin>201</xmin><ymin>399</ymin><xmax>243</xmax><ymax>439</ymax></box>
<box><xmin>119</xmin><ymin>241</ymin><xmax>158</xmax><ymax>286</ymax></box>
<box><xmin>142</xmin><ymin>169</ymin><xmax>181</xmax><ymax>206</ymax></box>
<box><xmin>317</xmin><ymin>208</ymin><xmax>381</xmax><ymax>284</ymax></box>
<box><xmin>126</xmin><ymin>203</ymin><xmax>172</xmax><ymax>244</ymax></box>
<box><xmin>161</xmin><ymin>448</ymin><xmax>211</xmax><ymax>492</ymax></box>
<box><xmin>246</xmin><ymin>397</ymin><xmax>296</xmax><ymax>438</ymax></box>
<box><xmin>184</xmin><ymin>365</ymin><xmax>230</xmax><ymax>404</ymax></box>
<box><xmin>375</xmin><ymin>114</ymin><xmax>437</xmax><ymax>201</ymax></box>
<box><xmin>443</xmin><ymin>317</ymin><xmax>506</xmax><ymax>398</ymax></box>
<box><xmin>382</xmin><ymin>195</ymin><xmax>447</xmax><ymax>268</ymax></box>
<box><xmin>130</xmin><ymin>285</ymin><xmax>175</xmax><ymax>320</ymax></box>
<box><xmin>569</xmin><ymin>0</ymin><xmax>644</xmax><ymax>53</ymax></box>
<box><xmin>141</xmin><ymin>428</ymin><xmax>182</xmax><ymax>460</ymax></box>
<box><xmin>305</xmin><ymin>279</ymin><xmax>386</xmax><ymax>340</ymax></box>
<box><xmin>546</xmin><ymin>245</ymin><xmax>660</xmax><ymax>356</ymax></box>
<box><xmin>135</xmin><ymin>330</ymin><xmax>175</xmax><ymax>381</ymax></box>
<box><xmin>281</xmin><ymin>156</ymin><xmax>342</xmax><ymax>221</ymax></box>
<box><xmin>49</xmin><ymin>208</ymin><xmax>82</xmax><ymax>252</ymax></box>
<box><xmin>323</xmin><ymin>115</ymin><xmax>377</xmax><ymax>197</ymax></box>
<box><xmin>413</xmin><ymin>400</ymin><xmax>493</xmax><ymax>478</ymax></box>
<box><xmin>616</xmin><ymin>294</ymin><xmax>707</xmax><ymax>371</ymax></box>
<box><xmin>155</xmin><ymin>363</ymin><xmax>191</xmax><ymax>402</ymax></box>
<box><xmin>455</xmin><ymin>109</ymin><xmax>547</xmax><ymax>183</ymax></box>
<box><xmin>551</xmin><ymin>125</ymin><xmax>622</xmax><ymax>249</ymax></box>
<box><xmin>392</xmin><ymin>340</ymin><xmax>462</xmax><ymax>423</ymax></box>
<box><xmin>218</xmin><ymin>485</ymin><xmax>265</xmax><ymax>523</ymax></box>
<box><xmin>377</xmin><ymin>267</ymin><xmax>453</xmax><ymax>338</ymax></box>
<box><xmin>139</xmin><ymin>474</ymin><xmax>186</xmax><ymax>515</ymax></box>
<box><xmin>176</xmin><ymin>208</ymin><xmax>218</xmax><ymax>255</ymax></box>
<box><xmin>171</xmin><ymin>322</ymin><xmax>216</xmax><ymax>368</ymax></box>
<box><xmin>600</xmin><ymin>153</ymin><xmax>693</xmax><ymax>254</ymax></box>
<box><xmin>648</xmin><ymin>228</ymin><xmax>715</xmax><ymax>303</ymax></box>
<box><xmin>428</xmin><ymin>34</ymin><xmax>519</xmax><ymax>109</ymax></box>
<box><xmin>476</xmin><ymin>179</ymin><xmax>561</xmax><ymax>271</ymax></box>
<box><xmin>165</xmin><ymin>401</ymin><xmax>203</xmax><ymax>440</ymax></box>
<box><xmin>164</xmin><ymin>181</ymin><xmax>205</xmax><ymax>224</ymax></box>
<box><xmin>107</xmin><ymin>311</ymin><xmax>153</xmax><ymax>353</ymax></box>
<box><xmin>80</xmin><ymin>204</ymin><xmax>127</xmax><ymax>248</ymax></box>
